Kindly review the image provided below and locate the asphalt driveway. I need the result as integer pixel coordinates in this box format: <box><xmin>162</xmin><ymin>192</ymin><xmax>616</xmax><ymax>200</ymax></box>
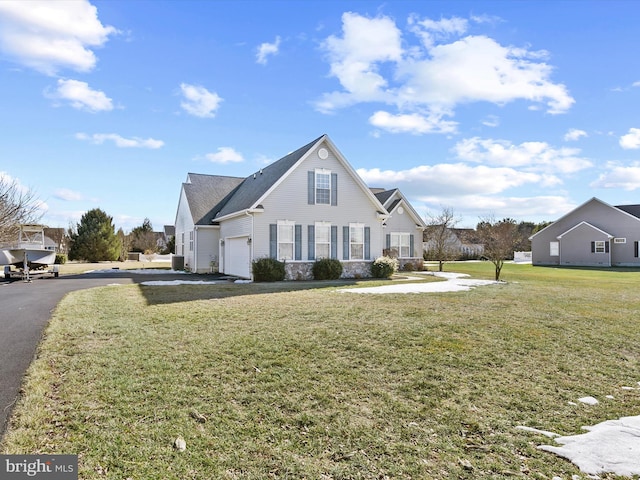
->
<box><xmin>0</xmin><ymin>270</ymin><xmax>203</xmax><ymax>439</ymax></box>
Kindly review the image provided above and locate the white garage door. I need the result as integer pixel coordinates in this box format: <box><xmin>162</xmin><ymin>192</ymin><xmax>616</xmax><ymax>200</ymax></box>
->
<box><xmin>226</xmin><ymin>236</ymin><xmax>251</xmax><ymax>278</ymax></box>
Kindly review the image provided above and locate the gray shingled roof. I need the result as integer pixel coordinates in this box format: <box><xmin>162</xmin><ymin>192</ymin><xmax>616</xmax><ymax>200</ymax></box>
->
<box><xmin>373</xmin><ymin>189</ymin><xmax>397</xmax><ymax>206</ymax></box>
<box><xmin>183</xmin><ymin>135</ymin><xmax>325</xmax><ymax>224</ymax></box>
<box><xmin>183</xmin><ymin>174</ymin><xmax>244</xmax><ymax>225</ymax></box>
<box><xmin>214</xmin><ymin>135</ymin><xmax>325</xmax><ymax>218</ymax></box>
<box><xmin>615</xmin><ymin>204</ymin><xmax>640</xmax><ymax>219</ymax></box>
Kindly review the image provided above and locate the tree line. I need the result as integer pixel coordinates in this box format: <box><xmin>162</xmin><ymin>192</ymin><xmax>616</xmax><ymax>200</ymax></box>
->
<box><xmin>67</xmin><ymin>209</ymin><xmax>172</xmax><ymax>262</ymax></box>
<box><xmin>423</xmin><ymin>207</ymin><xmax>551</xmax><ymax>280</ymax></box>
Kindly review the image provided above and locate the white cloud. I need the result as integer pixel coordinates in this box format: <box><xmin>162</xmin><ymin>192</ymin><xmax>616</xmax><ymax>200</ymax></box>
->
<box><xmin>48</xmin><ymin>78</ymin><xmax>113</xmax><ymax>112</ymax></box>
<box><xmin>0</xmin><ymin>0</ymin><xmax>117</xmax><ymax>75</ymax></box>
<box><xmin>591</xmin><ymin>162</ymin><xmax>640</xmax><ymax>190</ymax></box>
<box><xmin>204</xmin><ymin>147</ymin><xmax>244</xmax><ymax>164</ymax></box>
<box><xmin>369</xmin><ymin>110</ymin><xmax>457</xmax><ymax>134</ymax></box>
<box><xmin>316</xmin><ymin>12</ymin><xmax>402</xmax><ymax>112</ymax></box>
<box><xmin>564</xmin><ymin>128</ymin><xmax>587</xmax><ymax>141</ymax></box>
<box><xmin>179</xmin><ymin>83</ymin><xmax>222</xmax><ymax>118</ymax></box>
<box><xmin>316</xmin><ymin>13</ymin><xmax>574</xmax><ymax>131</ymax></box>
<box><xmin>358</xmin><ymin>163</ymin><xmax>542</xmax><ymax>197</ymax></box>
<box><xmin>620</xmin><ymin>128</ymin><xmax>640</xmax><ymax>149</ymax></box>
<box><xmin>256</xmin><ymin>36</ymin><xmax>281</xmax><ymax>65</ymax></box>
<box><xmin>53</xmin><ymin>188</ymin><xmax>83</xmax><ymax>201</ymax></box>
<box><xmin>482</xmin><ymin>115</ymin><xmax>500</xmax><ymax>127</ymax></box>
<box><xmin>421</xmin><ymin>194</ymin><xmax>576</xmax><ymax>221</ymax></box>
<box><xmin>76</xmin><ymin>132</ymin><xmax>164</xmax><ymax>149</ymax></box>
<box><xmin>397</xmin><ymin>35</ymin><xmax>573</xmax><ymax>114</ymax></box>
<box><xmin>408</xmin><ymin>15</ymin><xmax>468</xmax><ymax>49</ymax></box>
<box><xmin>454</xmin><ymin>137</ymin><xmax>592</xmax><ymax>174</ymax></box>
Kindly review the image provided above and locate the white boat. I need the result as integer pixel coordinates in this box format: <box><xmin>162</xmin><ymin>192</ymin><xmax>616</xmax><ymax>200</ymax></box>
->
<box><xmin>0</xmin><ymin>224</ymin><xmax>56</xmax><ymax>269</ymax></box>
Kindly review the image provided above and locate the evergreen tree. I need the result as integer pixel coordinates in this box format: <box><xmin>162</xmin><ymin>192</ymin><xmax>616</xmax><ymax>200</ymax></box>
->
<box><xmin>68</xmin><ymin>208</ymin><xmax>120</xmax><ymax>262</ymax></box>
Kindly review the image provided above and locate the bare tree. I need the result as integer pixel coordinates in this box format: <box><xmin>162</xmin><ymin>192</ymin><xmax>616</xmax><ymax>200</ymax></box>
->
<box><xmin>476</xmin><ymin>217</ymin><xmax>518</xmax><ymax>281</ymax></box>
<box><xmin>0</xmin><ymin>176</ymin><xmax>42</xmax><ymax>244</ymax></box>
<box><xmin>423</xmin><ymin>206</ymin><xmax>460</xmax><ymax>271</ymax></box>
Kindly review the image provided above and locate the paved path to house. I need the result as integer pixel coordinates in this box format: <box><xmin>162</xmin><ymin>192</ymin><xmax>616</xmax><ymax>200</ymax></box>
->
<box><xmin>0</xmin><ymin>270</ymin><xmax>203</xmax><ymax>439</ymax></box>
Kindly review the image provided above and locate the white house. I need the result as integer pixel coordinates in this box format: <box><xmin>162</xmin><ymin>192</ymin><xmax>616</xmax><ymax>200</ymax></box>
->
<box><xmin>174</xmin><ymin>134</ymin><xmax>426</xmax><ymax>279</ymax></box>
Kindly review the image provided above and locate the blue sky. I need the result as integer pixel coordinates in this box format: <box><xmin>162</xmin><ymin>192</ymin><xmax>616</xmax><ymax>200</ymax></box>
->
<box><xmin>1</xmin><ymin>1</ymin><xmax>640</xmax><ymax>231</ymax></box>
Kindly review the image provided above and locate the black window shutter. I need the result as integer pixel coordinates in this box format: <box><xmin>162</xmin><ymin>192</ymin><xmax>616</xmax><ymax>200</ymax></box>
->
<box><xmin>308</xmin><ymin>225</ymin><xmax>315</xmax><ymax>260</ymax></box>
<box><xmin>295</xmin><ymin>225</ymin><xmax>302</xmax><ymax>260</ymax></box>
<box><xmin>605</xmin><ymin>241</ymin><xmax>609</xmax><ymax>254</ymax></box>
<box><xmin>331</xmin><ymin>173</ymin><xmax>338</xmax><ymax>206</ymax></box>
<box><xmin>331</xmin><ymin>226</ymin><xmax>338</xmax><ymax>259</ymax></box>
<box><xmin>364</xmin><ymin>227</ymin><xmax>371</xmax><ymax>260</ymax></box>
<box><xmin>591</xmin><ymin>241</ymin><xmax>595</xmax><ymax>253</ymax></box>
<box><xmin>410</xmin><ymin>234</ymin><xmax>415</xmax><ymax>257</ymax></box>
<box><xmin>269</xmin><ymin>224</ymin><xmax>277</xmax><ymax>258</ymax></box>
<box><xmin>308</xmin><ymin>171</ymin><xmax>315</xmax><ymax>205</ymax></box>
<box><xmin>635</xmin><ymin>241</ymin><xmax>639</xmax><ymax>258</ymax></box>
<box><xmin>343</xmin><ymin>226</ymin><xmax>349</xmax><ymax>260</ymax></box>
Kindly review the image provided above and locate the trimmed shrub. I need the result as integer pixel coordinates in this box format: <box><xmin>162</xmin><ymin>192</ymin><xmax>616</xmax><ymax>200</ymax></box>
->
<box><xmin>252</xmin><ymin>257</ymin><xmax>285</xmax><ymax>282</ymax></box>
<box><xmin>402</xmin><ymin>261</ymin><xmax>415</xmax><ymax>272</ymax></box>
<box><xmin>54</xmin><ymin>253</ymin><xmax>67</xmax><ymax>264</ymax></box>
<box><xmin>371</xmin><ymin>256</ymin><xmax>398</xmax><ymax>278</ymax></box>
<box><xmin>312</xmin><ymin>258</ymin><xmax>343</xmax><ymax>280</ymax></box>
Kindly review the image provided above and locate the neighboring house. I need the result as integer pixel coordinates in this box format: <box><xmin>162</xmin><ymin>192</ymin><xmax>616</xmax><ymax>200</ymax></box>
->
<box><xmin>423</xmin><ymin>227</ymin><xmax>484</xmax><ymax>258</ymax></box>
<box><xmin>372</xmin><ymin>188</ymin><xmax>428</xmax><ymax>270</ymax></box>
<box><xmin>529</xmin><ymin>197</ymin><xmax>640</xmax><ymax>267</ymax></box>
<box><xmin>43</xmin><ymin>228</ymin><xmax>67</xmax><ymax>254</ymax></box>
<box><xmin>174</xmin><ymin>134</ymin><xmax>426</xmax><ymax>279</ymax></box>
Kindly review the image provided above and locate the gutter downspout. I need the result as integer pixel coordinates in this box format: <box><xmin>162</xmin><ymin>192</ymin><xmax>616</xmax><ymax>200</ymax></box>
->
<box><xmin>246</xmin><ymin>210</ymin><xmax>255</xmax><ymax>281</ymax></box>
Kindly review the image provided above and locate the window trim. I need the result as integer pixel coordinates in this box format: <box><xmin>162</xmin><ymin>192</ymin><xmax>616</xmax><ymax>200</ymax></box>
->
<box><xmin>315</xmin><ymin>221</ymin><xmax>331</xmax><ymax>259</ymax></box>
<box><xmin>593</xmin><ymin>240</ymin><xmax>607</xmax><ymax>253</ymax></box>
<box><xmin>390</xmin><ymin>232</ymin><xmax>411</xmax><ymax>258</ymax></box>
<box><xmin>315</xmin><ymin>168</ymin><xmax>331</xmax><ymax>205</ymax></box>
<box><xmin>549</xmin><ymin>241</ymin><xmax>559</xmax><ymax>257</ymax></box>
<box><xmin>349</xmin><ymin>223</ymin><xmax>365</xmax><ymax>260</ymax></box>
<box><xmin>277</xmin><ymin>220</ymin><xmax>295</xmax><ymax>261</ymax></box>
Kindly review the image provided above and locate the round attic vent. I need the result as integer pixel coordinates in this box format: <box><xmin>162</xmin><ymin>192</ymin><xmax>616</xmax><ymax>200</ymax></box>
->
<box><xmin>318</xmin><ymin>148</ymin><xmax>328</xmax><ymax>159</ymax></box>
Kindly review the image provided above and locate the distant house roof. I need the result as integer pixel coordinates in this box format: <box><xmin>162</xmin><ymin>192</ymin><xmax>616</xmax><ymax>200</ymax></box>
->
<box><xmin>615</xmin><ymin>204</ymin><xmax>640</xmax><ymax>218</ymax></box>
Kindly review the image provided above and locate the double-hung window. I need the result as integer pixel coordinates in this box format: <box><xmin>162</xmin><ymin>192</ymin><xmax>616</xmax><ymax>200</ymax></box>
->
<box><xmin>315</xmin><ymin>222</ymin><xmax>331</xmax><ymax>259</ymax></box>
<box><xmin>278</xmin><ymin>221</ymin><xmax>295</xmax><ymax>260</ymax></box>
<box><xmin>315</xmin><ymin>169</ymin><xmax>331</xmax><ymax>205</ymax></box>
<box><xmin>594</xmin><ymin>241</ymin><xmax>606</xmax><ymax>253</ymax></box>
<box><xmin>391</xmin><ymin>232</ymin><xmax>411</xmax><ymax>258</ymax></box>
<box><xmin>350</xmin><ymin>223</ymin><xmax>364</xmax><ymax>260</ymax></box>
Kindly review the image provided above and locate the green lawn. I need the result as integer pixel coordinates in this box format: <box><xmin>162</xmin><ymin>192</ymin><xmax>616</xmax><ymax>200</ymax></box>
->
<box><xmin>2</xmin><ymin>262</ymin><xmax>640</xmax><ymax>479</ymax></box>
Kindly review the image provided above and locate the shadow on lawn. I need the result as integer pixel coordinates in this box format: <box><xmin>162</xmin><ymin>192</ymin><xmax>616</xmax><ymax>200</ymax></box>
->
<box><xmin>135</xmin><ymin>276</ymin><xmax>362</xmax><ymax>305</ymax></box>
